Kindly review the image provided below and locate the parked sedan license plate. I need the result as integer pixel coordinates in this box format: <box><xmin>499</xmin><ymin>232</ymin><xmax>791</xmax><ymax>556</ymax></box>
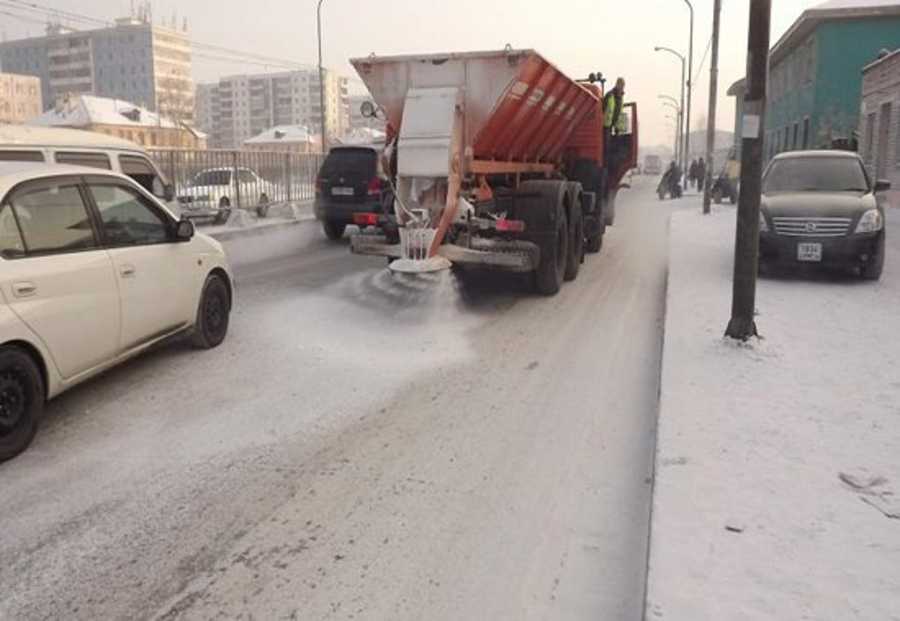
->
<box><xmin>332</xmin><ymin>186</ymin><xmax>354</xmax><ymax>196</ymax></box>
<box><xmin>797</xmin><ymin>242</ymin><xmax>823</xmax><ymax>262</ymax></box>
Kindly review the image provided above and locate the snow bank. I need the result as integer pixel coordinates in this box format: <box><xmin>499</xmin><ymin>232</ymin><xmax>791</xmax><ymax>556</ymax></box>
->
<box><xmin>646</xmin><ymin>207</ymin><xmax>900</xmax><ymax>620</ymax></box>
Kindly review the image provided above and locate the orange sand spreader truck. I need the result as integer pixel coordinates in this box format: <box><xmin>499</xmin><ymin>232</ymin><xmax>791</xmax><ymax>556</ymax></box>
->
<box><xmin>349</xmin><ymin>47</ymin><xmax>638</xmax><ymax>295</ymax></box>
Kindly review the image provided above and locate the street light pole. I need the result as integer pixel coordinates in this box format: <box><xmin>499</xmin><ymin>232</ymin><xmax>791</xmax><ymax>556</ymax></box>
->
<box><xmin>317</xmin><ymin>0</ymin><xmax>327</xmax><ymax>154</ymax></box>
<box><xmin>665</xmin><ymin>117</ymin><xmax>678</xmax><ymax>159</ymax></box>
<box><xmin>659</xmin><ymin>95</ymin><xmax>682</xmax><ymax>164</ymax></box>
<box><xmin>702</xmin><ymin>0</ymin><xmax>723</xmax><ymax>215</ymax></box>
<box><xmin>682</xmin><ymin>0</ymin><xmax>694</xmax><ymax>166</ymax></box>
<box><xmin>725</xmin><ymin>0</ymin><xmax>771</xmax><ymax>341</ymax></box>
<box><xmin>654</xmin><ymin>47</ymin><xmax>686</xmax><ymax>173</ymax></box>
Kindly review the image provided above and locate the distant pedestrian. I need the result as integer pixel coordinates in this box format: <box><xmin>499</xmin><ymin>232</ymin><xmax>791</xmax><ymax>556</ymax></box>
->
<box><xmin>696</xmin><ymin>157</ymin><xmax>707</xmax><ymax>192</ymax></box>
<box><xmin>688</xmin><ymin>159</ymin><xmax>699</xmax><ymax>190</ymax></box>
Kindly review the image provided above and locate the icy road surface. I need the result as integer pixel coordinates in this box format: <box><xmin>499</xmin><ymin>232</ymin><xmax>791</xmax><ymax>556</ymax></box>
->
<box><xmin>1</xmin><ymin>178</ymin><xmax>671</xmax><ymax>620</ymax></box>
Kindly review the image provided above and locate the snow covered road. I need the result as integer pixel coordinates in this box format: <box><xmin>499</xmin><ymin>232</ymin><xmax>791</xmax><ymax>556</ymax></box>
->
<box><xmin>0</xmin><ymin>177</ymin><xmax>671</xmax><ymax>620</ymax></box>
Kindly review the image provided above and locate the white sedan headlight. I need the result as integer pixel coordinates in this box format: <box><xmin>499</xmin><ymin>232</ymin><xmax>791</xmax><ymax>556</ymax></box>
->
<box><xmin>759</xmin><ymin>211</ymin><xmax>769</xmax><ymax>233</ymax></box>
<box><xmin>855</xmin><ymin>209</ymin><xmax>884</xmax><ymax>233</ymax></box>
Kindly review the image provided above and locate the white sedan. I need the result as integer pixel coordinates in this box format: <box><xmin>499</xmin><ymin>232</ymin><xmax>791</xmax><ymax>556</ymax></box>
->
<box><xmin>0</xmin><ymin>162</ymin><xmax>233</xmax><ymax>461</ymax></box>
<box><xmin>177</xmin><ymin>167</ymin><xmax>275</xmax><ymax>223</ymax></box>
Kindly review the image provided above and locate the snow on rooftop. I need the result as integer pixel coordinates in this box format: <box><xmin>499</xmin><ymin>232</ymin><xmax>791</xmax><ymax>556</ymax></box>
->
<box><xmin>336</xmin><ymin>127</ymin><xmax>386</xmax><ymax>145</ymax></box>
<box><xmin>244</xmin><ymin>125</ymin><xmax>314</xmax><ymax>144</ymax></box>
<box><xmin>29</xmin><ymin>94</ymin><xmax>179</xmax><ymax>129</ymax></box>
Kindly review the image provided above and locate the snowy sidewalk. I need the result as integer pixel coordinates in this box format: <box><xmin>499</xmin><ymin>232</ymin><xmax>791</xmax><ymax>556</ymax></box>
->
<box><xmin>645</xmin><ymin>206</ymin><xmax>900</xmax><ymax>620</ymax></box>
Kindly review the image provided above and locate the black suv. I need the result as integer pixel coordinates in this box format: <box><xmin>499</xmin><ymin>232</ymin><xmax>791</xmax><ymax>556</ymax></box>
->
<box><xmin>314</xmin><ymin>145</ymin><xmax>391</xmax><ymax>240</ymax></box>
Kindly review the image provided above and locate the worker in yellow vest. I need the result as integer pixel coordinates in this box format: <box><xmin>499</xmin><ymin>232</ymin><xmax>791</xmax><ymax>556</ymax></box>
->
<box><xmin>603</xmin><ymin>78</ymin><xmax>627</xmax><ymax>171</ymax></box>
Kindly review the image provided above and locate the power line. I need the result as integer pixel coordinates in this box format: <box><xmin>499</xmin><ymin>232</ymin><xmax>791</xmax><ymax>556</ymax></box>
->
<box><xmin>0</xmin><ymin>7</ymin><xmax>47</xmax><ymax>27</ymax></box>
<box><xmin>2</xmin><ymin>0</ymin><xmax>313</xmax><ymax>71</ymax></box>
<box><xmin>695</xmin><ymin>35</ymin><xmax>714</xmax><ymax>81</ymax></box>
<box><xmin>3</xmin><ymin>0</ymin><xmax>108</xmax><ymax>27</ymax></box>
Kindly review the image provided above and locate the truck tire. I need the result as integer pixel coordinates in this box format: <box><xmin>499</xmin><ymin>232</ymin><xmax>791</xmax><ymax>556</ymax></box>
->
<box><xmin>605</xmin><ymin>189</ymin><xmax>617</xmax><ymax>226</ymax></box>
<box><xmin>534</xmin><ymin>186</ymin><xmax>569</xmax><ymax>296</ymax></box>
<box><xmin>0</xmin><ymin>346</ymin><xmax>44</xmax><ymax>462</ymax></box>
<box><xmin>564</xmin><ymin>183</ymin><xmax>584</xmax><ymax>281</ymax></box>
<box><xmin>571</xmin><ymin>160</ymin><xmax>606</xmax><ymax>254</ymax></box>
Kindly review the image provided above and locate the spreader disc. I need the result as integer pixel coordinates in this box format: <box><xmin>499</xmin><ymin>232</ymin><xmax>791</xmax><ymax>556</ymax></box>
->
<box><xmin>388</xmin><ymin>256</ymin><xmax>452</xmax><ymax>274</ymax></box>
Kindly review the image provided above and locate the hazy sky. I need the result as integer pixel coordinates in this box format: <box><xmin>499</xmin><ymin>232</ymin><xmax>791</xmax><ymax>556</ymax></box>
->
<box><xmin>2</xmin><ymin>0</ymin><xmax>829</xmax><ymax>147</ymax></box>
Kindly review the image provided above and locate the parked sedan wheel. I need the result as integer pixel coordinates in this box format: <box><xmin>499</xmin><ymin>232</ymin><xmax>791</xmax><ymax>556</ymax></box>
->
<box><xmin>256</xmin><ymin>193</ymin><xmax>270</xmax><ymax>218</ymax></box>
<box><xmin>214</xmin><ymin>197</ymin><xmax>232</xmax><ymax>225</ymax></box>
<box><xmin>0</xmin><ymin>347</ymin><xmax>44</xmax><ymax>462</ymax></box>
<box><xmin>192</xmin><ymin>274</ymin><xmax>231</xmax><ymax>349</ymax></box>
<box><xmin>861</xmin><ymin>236</ymin><xmax>885</xmax><ymax>281</ymax></box>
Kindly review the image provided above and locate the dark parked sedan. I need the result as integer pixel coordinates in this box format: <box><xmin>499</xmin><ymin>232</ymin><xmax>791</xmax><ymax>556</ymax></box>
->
<box><xmin>759</xmin><ymin>151</ymin><xmax>890</xmax><ymax>280</ymax></box>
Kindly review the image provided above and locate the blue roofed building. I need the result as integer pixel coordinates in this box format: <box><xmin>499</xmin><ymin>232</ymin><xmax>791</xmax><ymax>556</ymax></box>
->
<box><xmin>729</xmin><ymin>1</ymin><xmax>900</xmax><ymax>161</ymax></box>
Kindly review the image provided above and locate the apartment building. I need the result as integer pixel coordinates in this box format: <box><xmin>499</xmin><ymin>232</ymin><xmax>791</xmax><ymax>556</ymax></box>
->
<box><xmin>860</xmin><ymin>48</ymin><xmax>900</xmax><ymax>207</ymax></box>
<box><xmin>0</xmin><ymin>16</ymin><xmax>194</xmax><ymax>124</ymax></box>
<box><xmin>197</xmin><ymin>69</ymin><xmax>349</xmax><ymax>149</ymax></box>
<box><xmin>0</xmin><ymin>73</ymin><xmax>42</xmax><ymax>124</ymax></box>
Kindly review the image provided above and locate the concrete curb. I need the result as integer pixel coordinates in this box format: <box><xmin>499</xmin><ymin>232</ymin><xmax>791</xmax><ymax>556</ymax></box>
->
<box><xmin>206</xmin><ymin>215</ymin><xmax>316</xmax><ymax>242</ymax></box>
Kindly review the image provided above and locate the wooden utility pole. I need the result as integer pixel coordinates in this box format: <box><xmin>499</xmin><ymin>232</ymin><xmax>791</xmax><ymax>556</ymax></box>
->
<box><xmin>725</xmin><ymin>0</ymin><xmax>771</xmax><ymax>341</ymax></box>
<box><xmin>702</xmin><ymin>0</ymin><xmax>722</xmax><ymax>214</ymax></box>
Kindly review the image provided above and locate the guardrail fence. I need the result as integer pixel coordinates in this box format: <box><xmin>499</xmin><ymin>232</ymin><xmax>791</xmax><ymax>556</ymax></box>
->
<box><xmin>150</xmin><ymin>149</ymin><xmax>324</xmax><ymax>212</ymax></box>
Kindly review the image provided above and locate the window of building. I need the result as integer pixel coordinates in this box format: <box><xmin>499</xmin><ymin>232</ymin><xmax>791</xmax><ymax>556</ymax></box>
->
<box><xmin>895</xmin><ymin>109</ymin><xmax>900</xmax><ymax>167</ymax></box>
<box><xmin>7</xmin><ymin>183</ymin><xmax>98</xmax><ymax>256</ymax></box>
<box><xmin>803</xmin><ymin>117</ymin><xmax>810</xmax><ymax>149</ymax></box>
<box><xmin>863</xmin><ymin>112</ymin><xmax>877</xmax><ymax>167</ymax></box>
<box><xmin>792</xmin><ymin>123</ymin><xmax>799</xmax><ymax>150</ymax></box>
<box><xmin>55</xmin><ymin>152</ymin><xmax>111</xmax><ymax>169</ymax></box>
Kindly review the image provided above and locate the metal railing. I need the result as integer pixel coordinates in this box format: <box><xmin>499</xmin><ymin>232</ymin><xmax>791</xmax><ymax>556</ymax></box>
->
<box><xmin>149</xmin><ymin>149</ymin><xmax>324</xmax><ymax>212</ymax></box>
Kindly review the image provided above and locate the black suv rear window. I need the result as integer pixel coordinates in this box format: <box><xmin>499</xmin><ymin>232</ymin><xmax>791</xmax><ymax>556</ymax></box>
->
<box><xmin>320</xmin><ymin>149</ymin><xmax>376</xmax><ymax>177</ymax></box>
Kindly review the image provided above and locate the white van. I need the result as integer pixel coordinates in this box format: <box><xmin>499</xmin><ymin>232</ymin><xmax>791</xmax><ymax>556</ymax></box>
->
<box><xmin>0</xmin><ymin>124</ymin><xmax>179</xmax><ymax>216</ymax></box>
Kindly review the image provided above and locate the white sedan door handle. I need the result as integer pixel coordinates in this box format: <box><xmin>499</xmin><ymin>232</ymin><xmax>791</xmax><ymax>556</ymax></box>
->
<box><xmin>120</xmin><ymin>264</ymin><xmax>136</xmax><ymax>278</ymax></box>
<box><xmin>12</xmin><ymin>281</ymin><xmax>37</xmax><ymax>298</ymax></box>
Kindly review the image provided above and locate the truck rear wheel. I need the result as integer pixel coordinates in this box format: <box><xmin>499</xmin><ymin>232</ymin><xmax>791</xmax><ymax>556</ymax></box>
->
<box><xmin>571</xmin><ymin>160</ymin><xmax>605</xmax><ymax>254</ymax></box>
<box><xmin>585</xmin><ymin>227</ymin><xmax>603</xmax><ymax>253</ymax></box>
<box><xmin>564</xmin><ymin>183</ymin><xmax>584</xmax><ymax>282</ymax></box>
<box><xmin>605</xmin><ymin>189</ymin><xmax>617</xmax><ymax>226</ymax></box>
<box><xmin>534</xmin><ymin>190</ymin><xmax>569</xmax><ymax>296</ymax></box>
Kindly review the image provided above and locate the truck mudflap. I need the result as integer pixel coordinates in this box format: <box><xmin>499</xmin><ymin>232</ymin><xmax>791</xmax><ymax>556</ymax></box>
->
<box><xmin>350</xmin><ymin>234</ymin><xmax>539</xmax><ymax>272</ymax></box>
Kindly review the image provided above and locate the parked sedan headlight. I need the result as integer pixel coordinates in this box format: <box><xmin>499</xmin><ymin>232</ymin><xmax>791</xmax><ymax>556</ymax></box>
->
<box><xmin>855</xmin><ymin>209</ymin><xmax>884</xmax><ymax>233</ymax></box>
<box><xmin>759</xmin><ymin>211</ymin><xmax>769</xmax><ymax>233</ymax></box>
